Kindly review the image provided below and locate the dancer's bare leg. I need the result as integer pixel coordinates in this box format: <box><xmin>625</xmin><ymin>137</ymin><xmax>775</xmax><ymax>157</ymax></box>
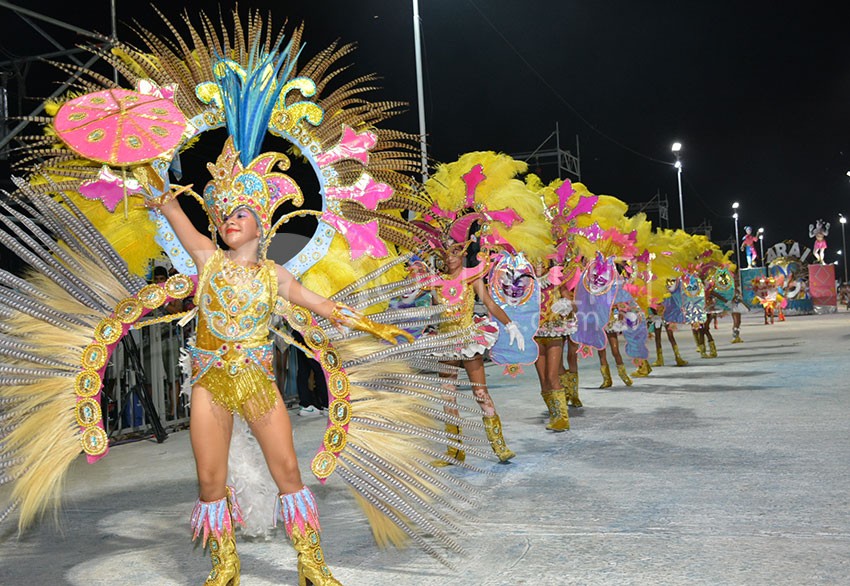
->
<box><xmin>248</xmin><ymin>390</ymin><xmax>304</xmax><ymax>495</ymax></box>
<box><xmin>190</xmin><ymin>385</ymin><xmax>234</xmax><ymax>501</ymax></box>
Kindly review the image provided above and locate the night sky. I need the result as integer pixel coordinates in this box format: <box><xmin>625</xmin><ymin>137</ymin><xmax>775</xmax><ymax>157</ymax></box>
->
<box><xmin>2</xmin><ymin>1</ymin><xmax>849</xmax><ymax>261</ymax></box>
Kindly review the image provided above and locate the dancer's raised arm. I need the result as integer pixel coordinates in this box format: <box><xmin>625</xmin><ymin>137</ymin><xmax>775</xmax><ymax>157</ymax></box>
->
<box><xmin>148</xmin><ymin>191</ymin><xmax>217</xmax><ymax>272</ymax></box>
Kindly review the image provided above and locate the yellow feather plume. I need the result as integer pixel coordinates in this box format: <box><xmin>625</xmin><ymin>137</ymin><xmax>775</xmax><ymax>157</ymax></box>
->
<box><xmin>300</xmin><ymin>234</ymin><xmax>407</xmax><ymax>312</ymax></box>
<box><xmin>27</xmin><ymin>173</ymin><xmax>160</xmax><ymax>276</ymax></box>
<box><xmin>424</xmin><ymin>151</ymin><xmax>527</xmax><ymax>211</ymax></box>
<box><xmin>423</xmin><ymin>152</ymin><xmax>553</xmax><ymax>260</ymax></box>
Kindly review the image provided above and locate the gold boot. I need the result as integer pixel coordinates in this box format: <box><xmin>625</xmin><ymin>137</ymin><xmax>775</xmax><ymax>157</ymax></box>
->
<box><xmin>708</xmin><ymin>339</ymin><xmax>717</xmax><ymax>358</ymax></box>
<box><xmin>560</xmin><ymin>371</ymin><xmax>582</xmax><ymax>407</ymax></box>
<box><xmin>205</xmin><ymin>534</ymin><xmax>240</xmax><ymax>586</ymax></box>
<box><xmin>276</xmin><ymin>487</ymin><xmax>343</xmax><ymax>586</ymax></box>
<box><xmin>694</xmin><ymin>330</ymin><xmax>708</xmax><ymax>358</ymax></box>
<box><xmin>731</xmin><ymin>327</ymin><xmax>743</xmax><ymax>344</ymax></box>
<box><xmin>599</xmin><ymin>364</ymin><xmax>613</xmax><ymax>388</ymax></box>
<box><xmin>191</xmin><ymin>487</ymin><xmax>243</xmax><ymax>586</ymax></box>
<box><xmin>672</xmin><ymin>343</ymin><xmax>688</xmax><ymax>366</ymax></box>
<box><xmin>651</xmin><ymin>347</ymin><xmax>664</xmax><ymax>367</ymax></box>
<box><xmin>631</xmin><ymin>359</ymin><xmax>652</xmax><ymax>378</ymax></box>
<box><xmin>483</xmin><ymin>414</ymin><xmax>516</xmax><ymax>462</ymax></box>
<box><xmin>616</xmin><ymin>364</ymin><xmax>633</xmax><ymax>386</ymax></box>
<box><xmin>432</xmin><ymin>423</ymin><xmax>466</xmax><ymax>467</ymax></box>
<box><xmin>541</xmin><ymin>389</ymin><xmax>570</xmax><ymax>431</ymax></box>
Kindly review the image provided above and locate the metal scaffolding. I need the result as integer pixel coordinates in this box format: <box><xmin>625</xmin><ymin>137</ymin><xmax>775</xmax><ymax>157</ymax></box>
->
<box><xmin>512</xmin><ymin>122</ymin><xmax>581</xmax><ymax>182</ymax></box>
<box><xmin>0</xmin><ymin>1</ymin><xmax>117</xmax><ymax>163</ymax></box>
<box><xmin>627</xmin><ymin>190</ymin><xmax>670</xmax><ymax>229</ymax></box>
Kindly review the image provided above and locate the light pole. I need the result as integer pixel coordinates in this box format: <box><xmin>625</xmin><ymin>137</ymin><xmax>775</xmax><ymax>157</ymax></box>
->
<box><xmin>732</xmin><ymin>202</ymin><xmax>741</xmax><ymax>289</ymax></box>
<box><xmin>412</xmin><ymin>0</ymin><xmax>428</xmax><ymax>180</ymax></box>
<box><xmin>672</xmin><ymin>142</ymin><xmax>684</xmax><ymax>230</ymax></box>
<box><xmin>840</xmin><ymin>214</ymin><xmax>848</xmax><ymax>283</ymax></box>
<box><xmin>758</xmin><ymin>227</ymin><xmax>766</xmax><ymax>276</ymax></box>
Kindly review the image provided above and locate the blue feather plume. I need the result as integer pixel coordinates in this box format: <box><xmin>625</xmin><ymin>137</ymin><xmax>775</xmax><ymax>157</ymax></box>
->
<box><xmin>213</xmin><ymin>35</ymin><xmax>303</xmax><ymax>165</ymax></box>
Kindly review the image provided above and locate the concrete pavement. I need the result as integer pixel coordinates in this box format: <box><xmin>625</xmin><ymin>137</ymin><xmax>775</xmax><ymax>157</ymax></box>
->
<box><xmin>1</xmin><ymin>311</ymin><xmax>849</xmax><ymax>585</ymax></box>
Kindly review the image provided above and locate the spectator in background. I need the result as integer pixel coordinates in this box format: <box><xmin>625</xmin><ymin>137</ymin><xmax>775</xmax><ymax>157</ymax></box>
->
<box><xmin>291</xmin><ymin>331</ymin><xmax>328</xmax><ymax>417</ymax></box>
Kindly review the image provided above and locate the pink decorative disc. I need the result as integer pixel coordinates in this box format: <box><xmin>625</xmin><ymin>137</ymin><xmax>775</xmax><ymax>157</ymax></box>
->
<box><xmin>54</xmin><ymin>88</ymin><xmax>187</xmax><ymax>165</ymax></box>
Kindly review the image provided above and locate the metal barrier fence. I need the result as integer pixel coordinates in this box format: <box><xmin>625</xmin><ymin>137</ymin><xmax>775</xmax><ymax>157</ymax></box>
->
<box><xmin>102</xmin><ymin>321</ymin><xmax>299</xmax><ymax>442</ymax></box>
<box><xmin>101</xmin><ymin>323</ymin><xmax>189</xmax><ymax>440</ymax></box>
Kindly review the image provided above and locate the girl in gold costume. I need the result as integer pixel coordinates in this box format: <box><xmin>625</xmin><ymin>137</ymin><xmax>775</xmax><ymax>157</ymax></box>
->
<box><xmin>0</xmin><ymin>9</ymin><xmax>489</xmax><ymax>585</ymax></box>
<box><xmin>415</xmin><ymin>153</ymin><xmax>552</xmax><ymax>465</ymax></box>
<box><xmin>429</xmin><ymin>239</ymin><xmax>520</xmax><ymax>464</ymax></box>
<box><xmin>151</xmin><ymin>176</ymin><xmax>406</xmax><ymax>585</ymax></box>
<box><xmin>532</xmin><ymin>260</ymin><xmax>574</xmax><ymax>430</ymax></box>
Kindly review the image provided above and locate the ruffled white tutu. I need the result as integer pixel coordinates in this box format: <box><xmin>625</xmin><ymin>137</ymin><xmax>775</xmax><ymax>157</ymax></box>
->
<box><xmin>433</xmin><ymin>315</ymin><xmax>499</xmax><ymax>360</ymax></box>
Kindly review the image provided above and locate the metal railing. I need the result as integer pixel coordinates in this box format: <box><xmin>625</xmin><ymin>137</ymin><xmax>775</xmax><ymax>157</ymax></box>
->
<box><xmin>103</xmin><ymin>321</ymin><xmax>299</xmax><ymax>442</ymax></box>
<box><xmin>101</xmin><ymin>323</ymin><xmax>189</xmax><ymax>441</ymax></box>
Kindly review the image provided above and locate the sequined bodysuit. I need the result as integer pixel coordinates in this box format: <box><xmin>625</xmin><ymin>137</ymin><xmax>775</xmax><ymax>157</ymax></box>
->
<box><xmin>188</xmin><ymin>248</ymin><xmax>279</xmax><ymax>421</ymax></box>
<box><xmin>535</xmin><ymin>284</ymin><xmax>573</xmax><ymax>338</ymax></box>
<box><xmin>433</xmin><ymin>277</ymin><xmax>499</xmax><ymax>359</ymax></box>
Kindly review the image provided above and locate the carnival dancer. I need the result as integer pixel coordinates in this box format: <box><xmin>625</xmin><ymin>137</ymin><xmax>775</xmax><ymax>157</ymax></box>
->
<box><xmin>151</xmin><ymin>159</ymin><xmax>416</xmax><ymax>583</ymax></box>
<box><xmin>552</xmin><ymin>260</ymin><xmax>584</xmax><ymax>407</ymax></box>
<box><xmin>563</xmin><ymin>189</ymin><xmax>645</xmax><ymax>388</ymax></box>
<box><xmin>533</xmin><ymin>260</ymin><xmax>574</xmax><ymax>430</ymax></box>
<box><xmin>613</xmin><ymin>263</ymin><xmax>654</xmax><ymax>380</ymax></box>
<box><xmin>595</xmin><ymin>264</ymin><xmax>642</xmax><ymax>387</ymax></box>
<box><xmin>677</xmin><ymin>273</ymin><xmax>708</xmax><ymax>359</ymax></box>
<box><xmin>654</xmin><ymin>278</ymin><xmax>691</xmax><ymax>366</ymax></box>
<box><xmin>741</xmin><ymin>226</ymin><xmax>759</xmax><ymax>269</ymax></box>
<box><xmin>753</xmin><ymin>276</ymin><xmax>782</xmax><ymax>325</ymax></box>
<box><xmin>809</xmin><ymin>219</ymin><xmax>830</xmax><ymax>265</ymax></box>
<box><xmin>623</xmin><ymin>306</ymin><xmax>653</xmax><ymax>378</ymax></box>
<box><xmin>696</xmin><ymin>248</ymin><xmax>735</xmax><ymax>358</ymax></box>
<box><xmin>699</xmin><ymin>270</ymin><xmax>729</xmax><ymax>358</ymax></box>
<box><xmin>838</xmin><ymin>282</ymin><xmax>850</xmax><ymax>311</ymax></box>
<box><xmin>416</xmin><ymin>153</ymin><xmax>553</xmax><ymax>461</ymax></box>
<box><xmin>530</xmin><ymin>177</ymin><xmax>599</xmax><ymax>409</ymax></box>
<box><xmin>598</xmin><ymin>263</ymin><xmax>652</xmax><ymax>384</ymax></box>
<box><xmin>427</xmin><ymin>238</ymin><xmax>522</xmax><ymax>462</ymax></box>
<box><xmin>730</xmin><ymin>281</ymin><xmax>747</xmax><ymax>343</ymax></box>
<box><xmin>596</xmin><ymin>305</ymin><xmax>633</xmax><ymax>387</ymax></box>
<box><xmin>619</xmin><ymin>228</ymin><xmax>668</xmax><ymax>379</ymax></box>
<box><xmin>649</xmin><ymin>307</ymin><xmax>688</xmax><ymax>366</ymax></box>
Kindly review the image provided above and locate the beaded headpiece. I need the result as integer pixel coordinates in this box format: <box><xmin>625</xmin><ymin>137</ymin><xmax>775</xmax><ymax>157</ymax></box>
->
<box><xmin>203</xmin><ymin>136</ymin><xmax>303</xmax><ymax>237</ymax></box>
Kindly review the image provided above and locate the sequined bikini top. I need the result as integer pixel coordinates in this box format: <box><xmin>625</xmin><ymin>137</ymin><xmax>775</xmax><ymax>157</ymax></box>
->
<box><xmin>194</xmin><ymin>249</ymin><xmax>279</xmax><ymax>349</ymax></box>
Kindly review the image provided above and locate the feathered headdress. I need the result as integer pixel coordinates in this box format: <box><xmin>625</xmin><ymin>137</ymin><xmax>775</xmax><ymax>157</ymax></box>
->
<box><xmin>199</xmin><ymin>37</ymin><xmax>306</xmax><ymax>252</ymax></box>
<box><xmin>416</xmin><ymin>152</ymin><xmax>553</xmax><ymax>261</ymax></box>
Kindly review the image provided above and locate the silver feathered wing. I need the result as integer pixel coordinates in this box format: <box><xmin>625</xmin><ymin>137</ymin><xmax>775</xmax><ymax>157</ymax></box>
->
<box><xmin>0</xmin><ymin>184</ymin><xmax>196</xmax><ymax>530</ymax></box>
<box><xmin>269</xmin><ymin>255</ymin><xmax>493</xmax><ymax>564</ymax></box>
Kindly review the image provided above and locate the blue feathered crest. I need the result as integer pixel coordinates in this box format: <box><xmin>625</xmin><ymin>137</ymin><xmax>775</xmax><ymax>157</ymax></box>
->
<box><xmin>213</xmin><ymin>36</ymin><xmax>303</xmax><ymax>165</ymax></box>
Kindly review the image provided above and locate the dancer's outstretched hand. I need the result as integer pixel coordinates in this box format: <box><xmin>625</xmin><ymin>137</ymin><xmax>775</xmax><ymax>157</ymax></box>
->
<box><xmin>504</xmin><ymin>321</ymin><xmax>525</xmax><ymax>352</ymax></box>
<box><xmin>330</xmin><ymin>304</ymin><xmax>414</xmax><ymax>344</ymax></box>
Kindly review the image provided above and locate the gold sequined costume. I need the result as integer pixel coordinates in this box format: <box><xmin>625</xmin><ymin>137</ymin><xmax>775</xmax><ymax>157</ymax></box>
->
<box><xmin>433</xmin><ymin>281</ymin><xmax>498</xmax><ymax>360</ymax></box>
<box><xmin>189</xmin><ymin>249</ymin><xmax>279</xmax><ymax>421</ymax></box>
<box><xmin>534</xmin><ymin>284</ymin><xmax>576</xmax><ymax>339</ymax></box>
<box><xmin>435</xmin><ymin>282</ymin><xmax>475</xmax><ymax>334</ymax></box>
